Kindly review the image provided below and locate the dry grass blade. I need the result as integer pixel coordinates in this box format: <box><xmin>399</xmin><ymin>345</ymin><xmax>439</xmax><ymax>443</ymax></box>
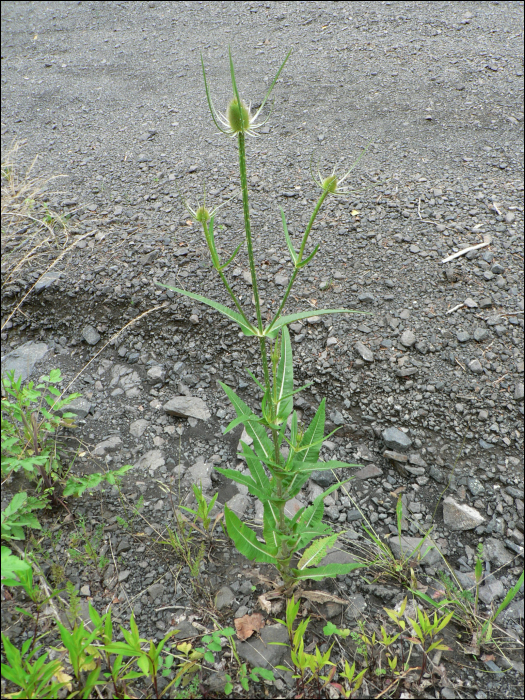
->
<box><xmin>1</xmin><ymin>140</ymin><xmax>74</xmax><ymax>291</ymax></box>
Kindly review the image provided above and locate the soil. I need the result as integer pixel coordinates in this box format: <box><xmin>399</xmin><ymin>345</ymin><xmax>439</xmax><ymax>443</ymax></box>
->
<box><xmin>1</xmin><ymin>2</ymin><xmax>524</xmax><ymax>699</ymax></box>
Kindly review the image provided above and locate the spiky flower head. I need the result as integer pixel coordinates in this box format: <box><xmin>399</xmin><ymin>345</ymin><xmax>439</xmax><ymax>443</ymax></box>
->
<box><xmin>201</xmin><ymin>46</ymin><xmax>292</xmax><ymax>138</ymax></box>
<box><xmin>310</xmin><ymin>141</ymin><xmax>374</xmax><ymax>197</ymax></box>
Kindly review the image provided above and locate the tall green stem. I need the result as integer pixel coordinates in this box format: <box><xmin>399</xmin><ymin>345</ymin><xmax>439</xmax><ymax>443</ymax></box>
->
<box><xmin>237</xmin><ymin>132</ymin><xmax>264</xmax><ymax>336</ymax></box>
<box><xmin>266</xmin><ymin>188</ymin><xmax>329</xmax><ymax>334</ymax></box>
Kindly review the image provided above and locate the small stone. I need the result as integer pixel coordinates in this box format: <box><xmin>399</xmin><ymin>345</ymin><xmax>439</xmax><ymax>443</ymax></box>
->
<box><xmin>464</xmin><ymin>297</ymin><xmax>478</xmax><ymax>308</ymax></box>
<box><xmin>468</xmin><ymin>359</ymin><xmax>483</xmax><ymax>374</ymax></box>
<box><xmin>147</xmin><ymin>365</ymin><xmax>166</xmax><ymax>381</ymax></box>
<box><xmin>491</xmin><ymin>263</ymin><xmax>505</xmax><ymax>275</ymax></box>
<box><xmin>357</xmin><ymin>292</ymin><xmax>375</xmax><ymax>303</ymax></box>
<box><xmin>215</xmin><ymin>585</ymin><xmax>235</xmax><ymax>610</ymax></box>
<box><xmin>457</xmin><ymin>330</ymin><xmax>470</xmax><ymax>343</ymax></box>
<box><xmin>382</xmin><ymin>427</ymin><xmax>413</xmax><ymax>452</ymax></box>
<box><xmin>163</xmin><ymin>396</ymin><xmax>211</xmax><ymax>420</ymax></box>
<box><xmin>479</xmin><ymin>579</ymin><xmax>505</xmax><ymax>605</ymax></box>
<box><xmin>479</xmin><ymin>297</ymin><xmax>493</xmax><ymax>309</ymax></box>
<box><xmin>310</xmin><ymin>471</ymin><xmax>336</xmax><ymax>488</ymax></box>
<box><xmin>80</xmin><ymin>584</ymin><xmax>91</xmax><ymax>596</ymax></box>
<box><xmin>478</xmin><ymin>410</ymin><xmax>489</xmax><ymax>420</ymax></box>
<box><xmin>306</xmin><ymin>316</ymin><xmax>321</xmax><ymax>324</ymax></box>
<box><xmin>354</xmin><ymin>464</ymin><xmax>383</xmax><ymax>480</ymax></box>
<box><xmin>130</xmin><ymin>418</ymin><xmax>149</xmax><ymax>437</ymax></box>
<box><xmin>344</xmin><ymin>594</ymin><xmax>367</xmax><ymax>621</ymax></box>
<box><xmin>389</xmin><ymin>536</ymin><xmax>441</xmax><ymax>566</ymax></box>
<box><xmin>137</xmin><ymin>449</ymin><xmax>165</xmax><ymax>473</ymax></box>
<box><xmin>400</xmin><ymin>330</ymin><xmax>417</xmax><ymax>347</ymax></box>
<box><xmin>57</xmin><ymin>397</ymin><xmax>91</xmax><ymax>420</ymax></box>
<box><xmin>93</xmin><ymin>436</ymin><xmax>123</xmax><ymax>456</ymax></box>
<box><xmin>1</xmin><ymin>341</ymin><xmax>50</xmax><ymax>383</ymax></box>
<box><xmin>236</xmin><ymin>624</ymin><xmax>289</xmax><ymax>669</ymax></box>
<box><xmin>226</xmin><ymin>493</ymin><xmax>250</xmax><ymax>518</ymax></box>
<box><xmin>147</xmin><ymin>583</ymin><xmax>165</xmax><ymax>601</ymax></box>
<box><xmin>514</xmin><ymin>383</ymin><xmax>524</xmax><ymax>401</ymax></box>
<box><xmin>408</xmin><ymin>453</ymin><xmax>427</xmax><ymax>468</ymax></box>
<box><xmin>189</xmin><ymin>314</ymin><xmax>199</xmax><ymax>325</ymax></box>
<box><xmin>473</xmin><ymin>328</ymin><xmax>489</xmax><ymax>342</ymax></box>
<box><xmin>35</xmin><ymin>272</ymin><xmax>61</xmax><ymax>292</ymax></box>
<box><xmin>383</xmin><ymin>450</ymin><xmax>408</xmax><ymax>463</ymax></box>
<box><xmin>467</xmin><ymin>477</ymin><xmax>485</xmax><ymax>496</ymax></box>
<box><xmin>274</xmin><ymin>273</ymin><xmax>288</xmax><ymax>286</ymax></box>
<box><xmin>483</xmin><ymin>537</ymin><xmax>514</xmax><ymax>567</ymax></box>
<box><xmin>505</xmin><ymin>211</ymin><xmax>515</xmax><ymax>224</ymax></box>
<box><xmin>242</xmin><ymin>270</ymin><xmax>253</xmax><ymax>285</ymax></box>
<box><xmin>443</xmin><ymin>497</ymin><xmax>485</xmax><ymax>530</ymax></box>
<box><xmin>354</xmin><ymin>341</ymin><xmax>374</xmax><ymax>362</ymax></box>
<box><xmin>173</xmin><ymin>620</ymin><xmax>201</xmax><ymax>639</ymax></box>
<box><xmin>82</xmin><ymin>325</ymin><xmax>101</xmax><ymax>345</ymax></box>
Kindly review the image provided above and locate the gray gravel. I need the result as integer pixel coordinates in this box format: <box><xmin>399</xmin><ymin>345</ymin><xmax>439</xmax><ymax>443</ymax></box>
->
<box><xmin>1</xmin><ymin>2</ymin><xmax>524</xmax><ymax>698</ymax></box>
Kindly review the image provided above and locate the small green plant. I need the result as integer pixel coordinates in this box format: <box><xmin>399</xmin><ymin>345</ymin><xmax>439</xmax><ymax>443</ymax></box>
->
<box><xmin>67</xmin><ymin>517</ymin><xmax>109</xmax><ymax>584</ymax></box>
<box><xmin>179</xmin><ymin>482</ymin><xmax>222</xmax><ymax>540</ymax></box>
<box><xmin>274</xmin><ymin>596</ymin><xmax>362</xmax><ymax>698</ymax></box>
<box><xmin>1</xmin><ymin>492</ymin><xmax>46</xmax><ymax>541</ymax></box>
<box><xmin>1</xmin><ymin>369</ymin><xmax>135</xmax><ymax>505</ymax></box>
<box><xmin>115</xmin><ymin>494</ymin><xmax>144</xmax><ymax>531</ymax></box>
<box><xmin>1</xmin><ymin>633</ymin><xmax>68</xmax><ymax>699</ymax></box>
<box><xmin>159</xmin><ymin>47</ymin><xmax>372</xmax><ymax>593</ymax></box>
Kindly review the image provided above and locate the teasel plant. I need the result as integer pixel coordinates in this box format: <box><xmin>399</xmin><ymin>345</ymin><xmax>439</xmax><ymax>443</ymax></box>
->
<box><xmin>159</xmin><ymin>47</ymin><xmax>373</xmax><ymax>594</ymax></box>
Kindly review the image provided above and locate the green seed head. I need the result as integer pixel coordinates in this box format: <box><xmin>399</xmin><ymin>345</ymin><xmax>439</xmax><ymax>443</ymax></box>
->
<box><xmin>322</xmin><ymin>174</ymin><xmax>338</xmax><ymax>193</ymax></box>
<box><xmin>227</xmin><ymin>98</ymin><xmax>250</xmax><ymax>133</ymax></box>
<box><xmin>195</xmin><ymin>205</ymin><xmax>211</xmax><ymax>223</ymax></box>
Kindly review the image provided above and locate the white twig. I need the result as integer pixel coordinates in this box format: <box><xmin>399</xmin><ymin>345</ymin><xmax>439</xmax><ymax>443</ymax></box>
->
<box><xmin>441</xmin><ymin>234</ymin><xmax>492</xmax><ymax>263</ymax></box>
<box><xmin>446</xmin><ymin>303</ymin><xmax>464</xmax><ymax>314</ymax></box>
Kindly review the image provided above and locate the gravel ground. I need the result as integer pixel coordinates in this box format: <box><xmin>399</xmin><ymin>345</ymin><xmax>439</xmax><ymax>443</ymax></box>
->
<box><xmin>1</xmin><ymin>2</ymin><xmax>524</xmax><ymax>698</ymax></box>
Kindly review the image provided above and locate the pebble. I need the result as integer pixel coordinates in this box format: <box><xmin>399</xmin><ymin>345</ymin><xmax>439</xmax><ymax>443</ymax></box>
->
<box><xmin>163</xmin><ymin>396</ymin><xmax>211</xmax><ymax>420</ymax></box>
<box><xmin>82</xmin><ymin>325</ymin><xmax>101</xmax><ymax>345</ymax></box>
<box><xmin>468</xmin><ymin>359</ymin><xmax>483</xmax><ymax>373</ymax></box>
<box><xmin>400</xmin><ymin>330</ymin><xmax>417</xmax><ymax>347</ymax></box>
<box><xmin>354</xmin><ymin>341</ymin><xmax>374</xmax><ymax>362</ymax></box>
<box><xmin>382</xmin><ymin>427</ymin><xmax>413</xmax><ymax>452</ymax></box>
<box><xmin>443</xmin><ymin>497</ymin><xmax>485</xmax><ymax>530</ymax></box>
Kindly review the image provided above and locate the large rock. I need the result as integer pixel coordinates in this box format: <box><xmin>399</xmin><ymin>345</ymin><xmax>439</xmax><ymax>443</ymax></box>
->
<box><xmin>388</xmin><ymin>536</ymin><xmax>441</xmax><ymax>566</ymax></box>
<box><xmin>382</xmin><ymin>427</ymin><xmax>412</xmax><ymax>452</ymax></box>
<box><xmin>214</xmin><ymin>586</ymin><xmax>235</xmax><ymax>611</ymax></box>
<box><xmin>443</xmin><ymin>497</ymin><xmax>485</xmax><ymax>531</ymax></box>
<box><xmin>1</xmin><ymin>341</ymin><xmax>50</xmax><ymax>383</ymax></box>
<box><xmin>163</xmin><ymin>396</ymin><xmax>211</xmax><ymax>421</ymax></box>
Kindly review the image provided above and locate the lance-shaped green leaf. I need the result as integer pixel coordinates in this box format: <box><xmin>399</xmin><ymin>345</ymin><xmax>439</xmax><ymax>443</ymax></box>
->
<box><xmin>220</xmin><ymin>382</ymin><xmax>273</xmax><ymax>462</ymax></box>
<box><xmin>291</xmin><ymin>480</ymin><xmax>346</xmax><ymax>530</ymax></box>
<box><xmin>157</xmin><ymin>284</ymin><xmax>257</xmax><ymax>336</ymax></box>
<box><xmin>262</xmin><ymin>502</ymin><xmax>281</xmax><ymax>549</ymax></box>
<box><xmin>223</xmin><ymin>412</ymin><xmax>264</xmax><ymax>434</ymax></box>
<box><xmin>297</xmin><ymin>242</ymin><xmax>320</xmax><ymax>270</ymax></box>
<box><xmin>295</xmin><ymin>523</ymin><xmax>333</xmax><ymax>551</ymax></box>
<box><xmin>280</xmin><ymin>207</ymin><xmax>297</xmax><ymax>264</ymax></box>
<box><xmin>264</xmin><ymin>309</ymin><xmax>369</xmax><ymax>336</ymax></box>
<box><xmin>219</xmin><ymin>242</ymin><xmax>243</xmax><ymax>272</ymax></box>
<box><xmin>214</xmin><ymin>467</ymin><xmax>267</xmax><ymax>501</ymax></box>
<box><xmin>224</xmin><ymin>506</ymin><xmax>277</xmax><ymax>564</ymax></box>
<box><xmin>298</xmin><ymin>533</ymin><xmax>338</xmax><ymax>570</ymax></box>
<box><xmin>295</xmin><ymin>398</ymin><xmax>326</xmax><ymax>465</ymax></box>
<box><xmin>275</xmin><ymin>326</ymin><xmax>293</xmax><ymax>424</ymax></box>
<box><xmin>281</xmin><ymin>471</ymin><xmax>310</xmax><ymax>500</ymax></box>
<box><xmin>240</xmin><ymin>442</ymin><xmax>268</xmax><ymax>494</ymax></box>
<box><xmin>292</xmin><ymin>562</ymin><xmax>366</xmax><ymax>581</ymax></box>
<box><xmin>291</xmin><ymin>459</ymin><xmax>361</xmax><ymax>476</ymax></box>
